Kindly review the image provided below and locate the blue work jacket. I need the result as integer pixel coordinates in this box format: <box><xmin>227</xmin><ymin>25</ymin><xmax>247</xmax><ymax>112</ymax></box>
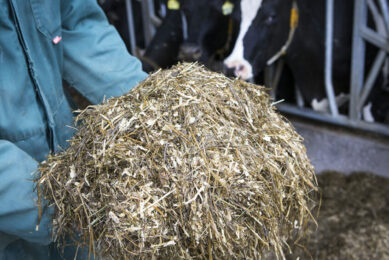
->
<box><xmin>0</xmin><ymin>0</ymin><xmax>147</xmax><ymax>258</ymax></box>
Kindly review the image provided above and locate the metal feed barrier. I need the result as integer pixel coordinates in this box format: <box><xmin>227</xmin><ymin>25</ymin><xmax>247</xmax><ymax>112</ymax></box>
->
<box><xmin>273</xmin><ymin>0</ymin><xmax>389</xmax><ymax>136</ymax></box>
<box><xmin>350</xmin><ymin>0</ymin><xmax>389</xmax><ymax>126</ymax></box>
<box><xmin>125</xmin><ymin>0</ymin><xmax>162</xmax><ymax>57</ymax></box>
<box><xmin>124</xmin><ymin>0</ymin><xmax>389</xmax><ymax>136</ymax></box>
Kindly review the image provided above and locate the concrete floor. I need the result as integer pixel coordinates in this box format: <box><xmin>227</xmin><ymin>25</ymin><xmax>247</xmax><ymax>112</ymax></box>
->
<box><xmin>289</xmin><ymin>117</ymin><xmax>389</xmax><ymax>178</ymax></box>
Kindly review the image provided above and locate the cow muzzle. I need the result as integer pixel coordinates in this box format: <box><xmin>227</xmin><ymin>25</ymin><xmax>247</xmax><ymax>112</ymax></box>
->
<box><xmin>179</xmin><ymin>43</ymin><xmax>203</xmax><ymax>62</ymax></box>
<box><xmin>223</xmin><ymin>59</ymin><xmax>253</xmax><ymax>80</ymax></box>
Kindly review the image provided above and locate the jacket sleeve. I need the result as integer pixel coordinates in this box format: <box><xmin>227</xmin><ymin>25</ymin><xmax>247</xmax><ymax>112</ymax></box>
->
<box><xmin>0</xmin><ymin>140</ymin><xmax>52</xmax><ymax>245</ymax></box>
<box><xmin>60</xmin><ymin>0</ymin><xmax>148</xmax><ymax>105</ymax></box>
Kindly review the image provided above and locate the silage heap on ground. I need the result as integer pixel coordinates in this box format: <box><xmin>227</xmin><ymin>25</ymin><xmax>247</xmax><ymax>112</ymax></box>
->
<box><xmin>37</xmin><ymin>63</ymin><xmax>317</xmax><ymax>259</ymax></box>
<box><xmin>288</xmin><ymin>171</ymin><xmax>389</xmax><ymax>260</ymax></box>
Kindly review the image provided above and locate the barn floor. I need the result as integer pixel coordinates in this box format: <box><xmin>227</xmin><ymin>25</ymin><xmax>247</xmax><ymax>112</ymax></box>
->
<box><xmin>286</xmin><ymin>171</ymin><xmax>389</xmax><ymax>260</ymax></box>
<box><xmin>280</xmin><ymin>115</ymin><xmax>389</xmax><ymax>260</ymax></box>
<box><xmin>286</xmin><ymin>115</ymin><xmax>389</xmax><ymax>178</ymax></box>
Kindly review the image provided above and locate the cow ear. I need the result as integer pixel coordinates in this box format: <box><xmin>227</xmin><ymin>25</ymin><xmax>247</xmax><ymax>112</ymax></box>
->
<box><xmin>167</xmin><ymin>0</ymin><xmax>180</xmax><ymax>10</ymax></box>
<box><xmin>222</xmin><ymin>0</ymin><xmax>234</xmax><ymax>16</ymax></box>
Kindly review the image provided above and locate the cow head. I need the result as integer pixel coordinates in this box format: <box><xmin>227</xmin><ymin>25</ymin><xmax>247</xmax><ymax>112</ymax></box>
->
<box><xmin>177</xmin><ymin>0</ymin><xmax>240</xmax><ymax>63</ymax></box>
<box><xmin>224</xmin><ymin>0</ymin><xmax>293</xmax><ymax>80</ymax></box>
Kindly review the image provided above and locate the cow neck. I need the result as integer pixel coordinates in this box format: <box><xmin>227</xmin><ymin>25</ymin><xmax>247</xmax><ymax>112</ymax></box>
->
<box><xmin>215</xmin><ymin>16</ymin><xmax>234</xmax><ymax>58</ymax></box>
<box><xmin>267</xmin><ymin>0</ymin><xmax>299</xmax><ymax>66</ymax></box>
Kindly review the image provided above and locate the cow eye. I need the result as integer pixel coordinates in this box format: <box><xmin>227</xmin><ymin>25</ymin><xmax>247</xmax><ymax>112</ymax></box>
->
<box><xmin>265</xmin><ymin>15</ymin><xmax>275</xmax><ymax>25</ymax></box>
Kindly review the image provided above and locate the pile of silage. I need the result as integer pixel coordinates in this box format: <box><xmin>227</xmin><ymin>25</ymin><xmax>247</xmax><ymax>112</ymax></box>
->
<box><xmin>37</xmin><ymin>63</ymin><xmax>317</xmax><ymax>259</ymax></box>
<box><xmin>288</xmin><ymin>171</ymin><xmax>389</xmax><ymax>260</ymax></box>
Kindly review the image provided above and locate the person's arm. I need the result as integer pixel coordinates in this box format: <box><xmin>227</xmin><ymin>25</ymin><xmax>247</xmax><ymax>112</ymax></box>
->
<box><xmin>0</xmin><ymin>140</ymin><xmax>52</xmax><ymax>245</ymax></box>
<box><xmin>60</xmin><ymin>0</ymin><xmax>148</xmax><ymax>105</ymax></box>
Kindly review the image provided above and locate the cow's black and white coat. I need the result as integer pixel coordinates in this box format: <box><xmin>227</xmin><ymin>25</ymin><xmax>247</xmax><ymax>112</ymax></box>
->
<box><xmin>224</xmin><ymin>0</ymin><xmax>388</xmax><ymax>122</ymax></box>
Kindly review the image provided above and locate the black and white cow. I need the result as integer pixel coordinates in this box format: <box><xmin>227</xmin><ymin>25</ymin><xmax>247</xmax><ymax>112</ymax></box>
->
<box><xmin>141</xmin><ymin>9</ymin><xmax>183</xmax><ymax>72</ymax></box>
<box><xmin>177</xmin><ymin>0</ymin><xmax>241</xmax><ymax>66</ymax></box>
<box><xmin>223</xmin><ymin>0</ymin><xmax>389</xmax><ymax>123</ymax></box>
<box><xmin>99</xmin><ymin>0</ymin><xmax>241</xmax><ymax>73</ymax></box>
<box><xmin>224</xmin><ymin>0</ymin><xmax>356</xmax><ymax>112</ymax></box>
<box><xmin>140</xmin><ymin>0</ymin><xmax>242</xmax><ymax>72</ymax></box>
<box><xmin>98</xmin><ymin>0</ymin><xmax>181</xmax><ymax>72</ymax></box>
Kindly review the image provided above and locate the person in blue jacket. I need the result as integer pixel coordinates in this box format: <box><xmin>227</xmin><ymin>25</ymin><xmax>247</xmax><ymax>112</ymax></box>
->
<box><xmin>0</xmin><ymin>0</ymin><xmax>148</xmax><ymax>259</ymax></box>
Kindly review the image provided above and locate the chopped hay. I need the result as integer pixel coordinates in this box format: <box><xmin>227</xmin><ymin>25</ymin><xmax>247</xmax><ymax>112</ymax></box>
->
<box><xmin>37</xmin><ymin>63</ymin><xmax>317</xmax><ymax>259</ymax></box>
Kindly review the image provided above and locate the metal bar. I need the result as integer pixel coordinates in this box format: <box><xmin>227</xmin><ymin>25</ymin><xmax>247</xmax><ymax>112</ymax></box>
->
<box><xmin>140</xmin><ymin>0</ymin><xmax>154</xmax><ymax>46</ymax></box>
<box><xmin>150</xmin><ymin>16</ymin><xmax>162</xmax><ymax>27</ymax></box>
<box><xmin>159</xmin><ymin>1</ymin><xmax>167</xmax><ymax>18</ymax></box>
<box><xmin>377</xmin><ymin>0</ymin><xmax>389</xmax><ymax>36</ymax></box>
<box><xmin>325</xmin><ymin>0</ymin><xmax>339</xmax><ymax>116</ymax></box>
<box><xmin>180</xmin><ymin>11</ymin><xmax>189</xmax><ymax>40</ymax></box>
<box><xmin>277</xmin><ymin>103</ymin><xmax>389</xmax><ymax>137</ymax></box>
<box><xmin>147</xmin><ymin>0</ymin><xmax>162</xmax><ymax>27</ymax></box>
<box><xmin>125</xmin><ymin>0</ymin><xmax>137</xmax><ymax>56</ymax></box>
<box><xmin>360</xmin><ymin>27</ymin><xmax>389</xmax><ymax>53</ymax></box>
<box><xmin>272</xmin><ymin>59</ymin><xmax>285</xmax><ymax>96</ymax></box>
<box><xmin>295</xmin><ymin>87</ymin><xmax>305</xmax><ymax>108</ymax></box>
<box><xmin>265</xmin><ymin>66</ymin><xmax>274</xmax><ymax>97</ymax></box>
<box><xmin>367</xmin><ymin>0</ymin><xmax>387</xmax><ymax>37</ymax></box>
<box><xmin>265</xmin><ymin>60</ymin><xmax>284</xmax><ymax>100</ymax></box>
<box><xmin>358</xmin><ymin>50</ymin><xmax>387</xmax><ymax>109</ymax></box>
<box><xmin>350</xmin><ymin>0</ymin><xmax>367</xmax><ymax>120</ymax></box>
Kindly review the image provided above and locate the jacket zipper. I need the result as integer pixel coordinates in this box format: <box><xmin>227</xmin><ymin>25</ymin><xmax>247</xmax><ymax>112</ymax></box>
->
<box><xmin>8</xmin><ymin>0</ymin><xmax>56</xmax><ymax>152</ymax></box>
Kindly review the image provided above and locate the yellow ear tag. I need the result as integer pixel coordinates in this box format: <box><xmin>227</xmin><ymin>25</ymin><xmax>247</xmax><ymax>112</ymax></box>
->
<box><xmin>168</xmin><ymin>0</ymin><xmax>180</xmax><ymax>10</ymax></box>
<box><xmin>290</xmin><ymin>8</ymin><xmax>299</xmax><ymax>29</ymax></box>
<box><xmin>222</xmin><ymin>1</ymin><xmax>234</xmax><ymax>16</ymax></box>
